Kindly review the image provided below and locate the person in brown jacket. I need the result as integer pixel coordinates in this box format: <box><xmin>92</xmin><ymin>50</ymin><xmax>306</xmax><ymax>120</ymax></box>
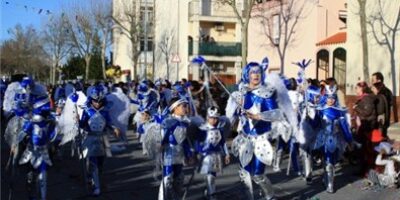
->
<box><xmin>353</xmin><ymin>81</ymin><xmax>378</xmax><ymax>176</ymax></box>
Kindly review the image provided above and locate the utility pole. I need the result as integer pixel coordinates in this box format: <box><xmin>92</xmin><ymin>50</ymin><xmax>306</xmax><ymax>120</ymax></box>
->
<box><xmin>144</xmin><ymin>0</ymin><xmax>148</xmax><ymax>79</ymax></box>
<box><xmin>176</xmin><ymin>0</ymin><xmax>180</xmax><ymax>82</ymax></box>
<box><xmin>152</xmin><ymin>0</ymin><xmax>156</xmax><ymax>81</ymax></box>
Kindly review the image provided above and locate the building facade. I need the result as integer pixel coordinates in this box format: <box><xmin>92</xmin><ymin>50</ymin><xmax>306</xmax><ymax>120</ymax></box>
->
<box><xmin>248</xmin><ymin>0</ymin><xmax>399</xmax><ymax>117</ymax></box>
<box><xmin>248</xmin><ymin>0</ymin><xmax>347</xmax><ymax>82</ymax></box>
<box><xmin>112</xmin><ymin>0</ymin><xmax>243</xmax><ymax>85</ymax></box>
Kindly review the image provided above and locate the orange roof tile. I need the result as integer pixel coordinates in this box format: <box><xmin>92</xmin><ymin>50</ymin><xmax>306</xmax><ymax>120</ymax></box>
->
<box><xmin>316</xmin><ymin>32</ymin><xmax>346</xmax><ymax>46</ymax></box>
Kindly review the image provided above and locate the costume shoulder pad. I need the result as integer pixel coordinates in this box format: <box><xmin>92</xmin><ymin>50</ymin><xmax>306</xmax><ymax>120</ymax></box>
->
<box><xmin>253</xmin><ymin>85</ymin><xmax>275</xmax><ymax>98</ymax></box>
<box><xmin>162</xmin><ymin>117</ymin><xmax>178</xmax><ymax>129</ymax></box>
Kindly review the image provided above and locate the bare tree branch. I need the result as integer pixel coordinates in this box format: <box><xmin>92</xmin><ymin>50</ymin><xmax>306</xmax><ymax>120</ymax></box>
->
<box><xmin>64</xmin><ymin>2</ymin><xmax>97</xmax><ymax>80</ymax></box>
<box><xmin>158</xmin><ymin>29</ymin><xmax>175</xmax><ymax>79</ymax></box>
<box><xmin>367</xmin><ymin>0</ymin><xmax>400</xmax><ymax>120</ymax></box>
<box><xmin>91</xmin><ymin>0</ymin><xmax>113</xmax><ymax>79</ymax></box>
<box><xmin>43</xmin><ymin>13</ymin><xmax>72</xmax><ymax>84</ymax></box>
<box><xmin>112</xmin><ymin>0</ymin><xmax>144</xmax><ymax>80</ymax></box>
<box><xmin>257</xmin><ymin>0</ymin><xmax>308</xmax><ymax>74</ymax></box>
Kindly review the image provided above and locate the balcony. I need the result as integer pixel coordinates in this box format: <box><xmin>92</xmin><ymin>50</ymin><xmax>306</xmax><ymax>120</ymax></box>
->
<box><xmin>189</xmin><ymin>0</ymin><xmax>238</xmax><ymax>23</ymax></box>
<box><xmin>189</xmin><ymin>41</ymin><xmax>242</xmax><ymax>57</ymax></box>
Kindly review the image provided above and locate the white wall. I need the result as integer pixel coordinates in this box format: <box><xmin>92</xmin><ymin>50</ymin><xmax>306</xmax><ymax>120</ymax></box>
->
<box><xmin>248</xmin><ymin>0</ymin><xmax>318</xmax><ymax>79</ymax></box>
<box><xmin>347</xmin><ymin>0</ymin><xmax>400</xmax><ymax>95</ymax></box>
<box><xmin>154</xmin><ymin>0</ymin><xmax>189</xmax><ymax>82</ymax></box>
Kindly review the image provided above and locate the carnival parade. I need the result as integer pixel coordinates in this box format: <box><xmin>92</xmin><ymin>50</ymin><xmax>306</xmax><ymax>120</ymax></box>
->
<box><xmin>1</xmin><ymin>0</ymin><xmax>400</xmax><ymax>200</ymax></box>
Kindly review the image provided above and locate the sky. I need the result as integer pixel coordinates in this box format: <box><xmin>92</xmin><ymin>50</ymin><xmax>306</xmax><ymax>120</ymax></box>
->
<box><xmin>1</xmin><ymin>0</ymin><xmax>67</xmax><ymax>41</ymax></box>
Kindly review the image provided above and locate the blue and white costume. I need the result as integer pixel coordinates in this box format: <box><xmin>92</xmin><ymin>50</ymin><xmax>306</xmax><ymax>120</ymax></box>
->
<box><xmin>197</xmin><ymin>107</ymin><xmax>229</xmax><ymax>199</ymax></box>
<box><xmin>158</xmin><ymin>98</ymin><xmax>193</xmax><ymax>200</ymax></box>
<box><xmin>297</xmin><ymin>85</ymin><xmax>322</xmax><ymax>183</ymax></box>
<box><xmin>173</xmin><ymin>83</ymin><xmax>197</xmax><ymax>116</ymax></box>
<box><xmin>272</xmin><ymin>77</ymin><xmax>303</xmax><ymax>175</ymax></box>
<box><xmin>18</xmin><ymin>96</ymin><xmax>56</xmax><ymax>200</ymax></box>
<box><xmin>9</xmin><ymin>77</ymin><xmax>56</xmax><ymax>200</ymax></box>
<box><xmin>230</xmin><ymin>62</ymin><xmax>286</xmax><ymax>200</ymax></box>
<box><xmin>134</xmin><ymin>81</ymin><xmax>160</xmax><ymax>116</ymax></box>
<box><xmin>132</xmin><ymin>81</ymin><xmax>160</xmax><ymax>142</ymax></box>
<box><xmin>313</xmin><ymin>86</ymin><xmax>352</xmax><ymax>193</ymax></box>
<box><xmin>79</xmin><ymin>85</ymin><xmax>116</xmax><ymax>196</ymax></box>
<box><xmin>4</xmin><ymin>77</ymin><xmax>49</xmax><ymax>149</ymax></box>
<box><xmin>0</xmin><ymin>78</ymin><xmax>7</xmax><ymax>114</ymax></box>
<box><xmin>155</xmin><ymin>78</ymin><xmax>173</xmax><ymax>110</ymax></box>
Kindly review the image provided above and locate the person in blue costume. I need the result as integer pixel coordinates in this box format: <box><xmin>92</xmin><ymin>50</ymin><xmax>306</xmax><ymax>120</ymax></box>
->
<box><xmin>173</xmin><ymin>82</ymin><xmax>197</xmax><ymax>116</ymax></box>
<box><xmin>138</xmin><ymin>109</ymin><xmax>152</xmax><ymax>155</ymax></box>
<box><xmin>158</xmin><ymin>97</ymin><xmax>194</xmax><ymax>200</ymax></box>
<box><xmin>135</xmin><ymin>80</ymin><xmax>160</xmax><ymax>116</ymax></box>
<box><xmin>231</xmin><ymin>62</ymin><xmax>285</xmax><ymax>200</ymax></box>
<box><xmin>0</xmin><ymin>77</ymin><xmax>7</xmax><ymax>114</ymax></box>
<box><xmin>313</xmin><ymin>85</ymin><xmax>353</xmax><ymax>193</ymax></box>
<box><xmin>298</xmin><ymin>84</ymin><xmax>322</xmax><ymax>184</ymax></box>
<box><xmin>197</xmin><ymin>106</ymin><xmax>230</xmax><ymax>200</ymax></box>
<box><xmin>273</xmin><ymin>78</ymin><xmax>303</xmax><ymax>176</ymax></box>
<box><xmin>155</xmin><ymin>78</ymin><xmax>173</xmax><ymax>110</ymax></box>
<box><xmin>79</xmin><ymin>85</ymin><xmax>120</xmax><ymax>196</ymax></box>
<box><xmin>131</xmin><ymin>80</ymin><xmax>159</xmax><ymax>141</ymax></box>
<box><xmin>18</xmin><ymin>95</ymin><xmax>57</xmax><ymax>200</ymax></box>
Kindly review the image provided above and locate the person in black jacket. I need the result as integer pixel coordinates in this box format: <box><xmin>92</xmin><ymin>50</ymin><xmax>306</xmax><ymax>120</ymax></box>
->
<box><xmin>371</xmin><ymin>72</ymin><xmax>393</xmax><ymax>137</ymax></box>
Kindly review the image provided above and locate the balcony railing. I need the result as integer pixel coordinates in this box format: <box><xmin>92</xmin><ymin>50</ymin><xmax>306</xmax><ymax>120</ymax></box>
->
<box><xmin>189</xmin><ymin>41</ymin><xmax>242</xmax><ymax>56</ymax></box>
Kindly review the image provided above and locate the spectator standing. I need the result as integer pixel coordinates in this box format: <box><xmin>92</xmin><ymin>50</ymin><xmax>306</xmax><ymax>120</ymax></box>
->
<box><xmin>353</xmin><ymin>81</ymin><xmax>378</xmax><ymax>176</ymax></box>
<box><xmin>371</xmin><ymin>72</ymin><xmax>393</xmax><ymax>137</ymax></box>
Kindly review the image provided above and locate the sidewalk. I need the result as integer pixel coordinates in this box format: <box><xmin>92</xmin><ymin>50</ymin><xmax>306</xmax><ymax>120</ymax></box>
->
<box><xmin>388</xmin><ymin>122</ymin><xmax>400</xmax><ymax>141</ymax></box>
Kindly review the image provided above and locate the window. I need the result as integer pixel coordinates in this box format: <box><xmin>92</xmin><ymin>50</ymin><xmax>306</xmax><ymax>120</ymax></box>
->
<box><xmin>140</xmin><ymin>37</ymin><xmax>153</xmax><ymax>51</ymax></box>
<box><xmin>139</xmin><ymin>5</ymin><xmax>154</xmax><ymax>52</ymax></box>
<box><xmin>317</xmin><ymin>49</ymin><xmax>329</xmax><ymax>80</ymax></box>
<box><xmin>140</xmin><ymin>6</ymin><xmax>154</xmax><ymax>24</ymax></box>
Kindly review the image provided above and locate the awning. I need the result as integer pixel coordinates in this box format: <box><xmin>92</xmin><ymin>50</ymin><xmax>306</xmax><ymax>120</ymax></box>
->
<box><xmin>316</xmin><ymin>32</ymin><xmax>346</xmax><ymax>46</ymax></box>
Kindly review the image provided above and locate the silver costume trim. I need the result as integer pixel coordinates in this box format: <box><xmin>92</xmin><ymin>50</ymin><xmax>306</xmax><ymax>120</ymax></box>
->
<box><xmin>200</xmin><ymin>153</ymin><xmax>223</xmax><ymax>174</ymax></box>
<box><xmin>173</xmin><ymin>126</ymin><xmax>187</xmax><ymax>144</ymax></box>
<box><xmin>259</xmin><ymin>109</ymin><xmax>284</xmax><ymax>122</ymax></box>
<box><xmin>273</xmin><ymin>149</ymin><xmax>283</xmax><ymax>172</ymax></box>
<box><xmin>239</xmin><ymin>169</ymin><xmax>254</xmax><ymax>200</ymax></box>
<box><xmin>163</xmin><ymin>145</ymin><xmax>185</xmax><ymax>166</ymax></box>
<box><xmin>325</xmin><ymin>164</ymin><xmax>335</xmax><ymax>193</ymax></box>
<box><xmin>232</xmin><ymin>133</ymin><xmax>274</xmax><ymax>167</ymax></box>
<box><xmin>19</xmin><ymin>145</ymin><xmax>53</xmax><ymax>169</ymax></box>
<box><xmin>253</xmin><ymin>175</ymin><xmax>275</xmax><ymax>200</ymax></box>
<box><xmin>88</xmin><ymin>112</ymin><xmax>106</xmax><ymax>132</ymax></box>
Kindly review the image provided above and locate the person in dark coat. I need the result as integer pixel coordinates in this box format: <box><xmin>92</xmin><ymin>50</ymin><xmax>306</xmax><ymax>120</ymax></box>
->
<box><xmin>371</xmin><ymin>82</ymin><xmax>389</xmax><ymax>139</ymax></box>
<box><xmin>371</xmin><ymin>72</ymin><xmax>393</xmax><ymax>137</ymax></box>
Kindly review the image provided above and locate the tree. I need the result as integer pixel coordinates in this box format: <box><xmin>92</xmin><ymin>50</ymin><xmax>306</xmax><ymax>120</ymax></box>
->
<box><xmin>158</xmin><ymin>29</ymin><xmax>175</xmax><ymax>80</ymax></box>
<box><xmin>256</xmin><ymin>0</ymin><xmax>307</xmax><ymax>74</ymax></box>
<box><xmin>91</xmin><ymin>0</ymin><xmax>113</xmax><ymax>80</ymax></box>
<box><xmin>368</xmin><ymin>0</ymin><xmax>400</xmax><ymax>122</ymax></box>
<box><xmin>62</xmin><ymin>55</ymin><xmax>86</xmax><ymax>80</ymax></box>
<box><xmin>64</xmin><ymin>3</ymin><xmax>98</xmax><ymax>80</ymax></box>
<box><xmin>216</xmin><ymin>0</ymin><xmax>257</xmax><ymax>68</ymax></box>
<box><xmin>0</xmin><ymin>24</ymin><xmax>50</xmax><ymax>81</ymax></box>
<box><xmin>112</xmin><ymin>0</ymin><xmax>144</xmax><ymax>81</ymax></box>
<box><xmin>357</xmin><ymin>0</ymin><xmax>370</xmax><ymax>84</ymax></box>
<box><xmin>62</xmin><ymin>50</ymin><xmax>108</xmax><ymax>81</ymax></box>
<box><xmin>43</xmin><ymin>13</ymin><xmax>72</xmax><ymax>84</ymax></box>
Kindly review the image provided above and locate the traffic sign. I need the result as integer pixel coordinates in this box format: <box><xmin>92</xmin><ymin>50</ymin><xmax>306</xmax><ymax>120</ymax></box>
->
<box><xmin>171</xmin><ymin>54</ymin><xmax>181</xmax><ymax>63</ymax></box>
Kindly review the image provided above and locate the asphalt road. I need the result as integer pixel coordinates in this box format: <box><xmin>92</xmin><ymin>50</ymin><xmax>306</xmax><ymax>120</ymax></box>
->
<box><xmin>1</xmin><ymin>130</ymin><xmax>399</xmax><ymax>200</ymax></box>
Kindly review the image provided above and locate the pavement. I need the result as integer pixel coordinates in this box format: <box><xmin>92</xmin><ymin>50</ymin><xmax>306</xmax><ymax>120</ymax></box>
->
<box><xmin>388</xmin><ymin>122</ymin><xmax>400</xmax><ymax>141</ymax></box>
<box><xmin>2</xmin><ymin>130</ymin><xmax>400</xmax><ymax>200</ymax></box>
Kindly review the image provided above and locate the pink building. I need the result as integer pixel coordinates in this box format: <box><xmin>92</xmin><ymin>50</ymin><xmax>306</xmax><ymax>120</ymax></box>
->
<box><xmin>248</xmin><ymin>0</ymin><xmax>347</xmax><ymax>92</ymax></box>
